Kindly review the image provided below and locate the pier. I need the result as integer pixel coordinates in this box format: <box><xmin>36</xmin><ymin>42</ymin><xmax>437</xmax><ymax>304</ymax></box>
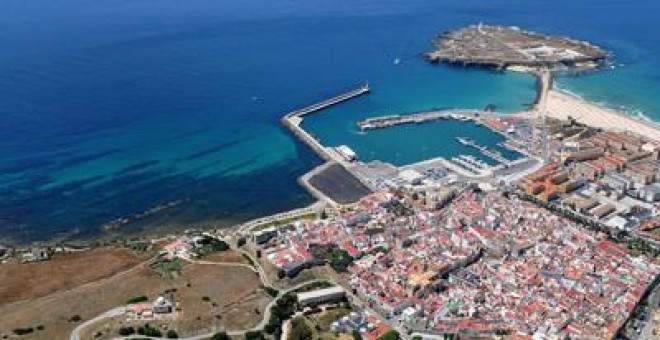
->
<box><xmin>357</xmin><ymin>110</ymin><xmax>487</xmax><ymax>131</ymax></box>
<box><xmin>456</xmin><ymin>136</ymin><xmax>511</xmax><ymax>165</ymax></box>
<box><xmin>281</xmin><ymin>84</ymin><xmax>370</xmax><ymax>161</ymax></box>
<box><xmin>284</xmin><ymin>84</ymin><xmax>370</xmax><ymax>120</ymax></box>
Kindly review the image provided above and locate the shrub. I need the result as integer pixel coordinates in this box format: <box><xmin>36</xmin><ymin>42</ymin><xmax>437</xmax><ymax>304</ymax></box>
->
<box><xmin>202</xmin><ymin>296</ymin><xmax>211</xmax><ymax>302</ymax></box>
<box><xmin>289</xmin><ymin>317</ymin><xmax>313</xmax><ymax>340</ymax></box>
<box><xmin>166</xmin><ymin>329</ymin><xmax>179</xmax><ymax>338</ymax></box>
<box><xmin>12</xmin><ymin>328</ymin><xmax>34</xmax><ymax>336</ymax></box>
<box><xmin>137</xmin><ymin>323</ymin><xmax>162</xmax><ymax>337</ymax></box>
<box><xmin>264</xmin><ymin>286</ymin><xmax>279</xmax><ymax>297</ymax></box>
<box><xmin>237</xmin><ymin>237</ymin><xmax>247</xmax><ymax>247</ymax></box>
<box><xmin>245</xmin><ymin>330</ymin><xmax>264</xmax><ymax>340</ymax></box>
<box><xmin>379</xmin><ymin>330</ymin><xmax>400</xmax><ymax>340</ymax></box>
<box><xmin>118</xmin><ymin>326</ymin><xmax>135</xmax><ymax>336</ymax></box>
<box><xmin>69</xmin><ymin>315</ymin><xmax>82</xmax><ymax>322</ymax></box>
<box><xmin>211</xmin><ymin>331</ymin><xmax>230</xmax><ymax>340</ymax></box>
<box><xmin>35</xmin><ymin>325</ymin><xmax>44</xmax><ymax>331</ymax></box>
<box><xmin>126</xmin><ymin>295</ymin><xmax>149</xmax><ymax>304</ymax></box>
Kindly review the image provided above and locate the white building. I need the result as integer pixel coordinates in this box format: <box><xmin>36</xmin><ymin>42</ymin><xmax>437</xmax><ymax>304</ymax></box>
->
<box><xmin>297</xmin><ymin>286</ymin><xmax>346</xmax><ymax>307</ymax></box>
<box><xmin>335</xmin><ymin>145</ymin><xmax>358</xmax><ymax>162</ymax></box>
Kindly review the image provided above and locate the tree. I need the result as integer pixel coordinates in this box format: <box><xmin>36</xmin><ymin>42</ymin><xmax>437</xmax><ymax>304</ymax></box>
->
<box><xmin>379</xmin><ymin>330</ymin><xmax>400</xmax><ymax>340</ymax></box>
<box><xmin>237</xmin><ymin>237</ymin><xmax>247</xmax><ymax>247</ymax></box>
<box><xmin>244</xmin><ymin>330</ymin><xmax>264</xmax><ymax>340</ymax></box>
<box><xmin>352</xmin><ymin>330</ymin><xmax>363</xmax><ymax>340</ymax></box>
<box><xmin>264</xmin><ymin>286</ymin><xmax>279</xmax><ymax>297</ymax></box>
<box><xmin>328</xmin><ymin>249</ymin><xmax>354</xmax><ymax>272</ymax></box>
<box><xmin>12</xmin><ymin>328</ymin><xmax>34</xmax><ymax>336</ymax></box>
<box><xmin>166</xmin><ymin>329</ymin><xmax>179</xmax><ymax>338</ymax></box>
<box><xmin>137</xmin><ymin>323</ymin><xmax>162</xmax><ymax>337</ymax></box>
<box><xmin>211</xmin><ymin>331</ymin><xmax>230</xmax><ymax>340</ymax></box>
<box><xmin>288</xmin><ymin>317</ymin><xmax>313</xmax><ymax>340</ymax></box>
<box><xmin>126</xmin><ymin>295</ymin><xmax>149</xmax><ymax>304</ymax></box>
<box><xmin>118</xmin><ymin>326</ymin><xmax>135</xmax><ymax>336</ymax></box>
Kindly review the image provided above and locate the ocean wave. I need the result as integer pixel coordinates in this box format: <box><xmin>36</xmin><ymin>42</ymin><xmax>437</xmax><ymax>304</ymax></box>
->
<box><xmin>552</xmin><ymin>82</ymin><xmax>584</xmax><ymax>100</ymax></box>
<box><xmin>554</xmin><ymin>81</ymin><xmax>660</xmax><ymax>127</ymax></box>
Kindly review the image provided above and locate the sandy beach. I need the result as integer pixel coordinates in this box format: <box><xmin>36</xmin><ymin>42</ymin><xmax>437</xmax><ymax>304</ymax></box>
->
<box><xmin>544</xmin><ymin>89</ymin><xmax>660</xmax><ymax>142</ymax></box>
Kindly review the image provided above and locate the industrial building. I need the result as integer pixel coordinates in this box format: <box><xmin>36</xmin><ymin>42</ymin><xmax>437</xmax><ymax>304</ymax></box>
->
<box><xmin>297</xmin><ymin>286</ymin><xmax>346</xmax><ymax>307</ymax></box>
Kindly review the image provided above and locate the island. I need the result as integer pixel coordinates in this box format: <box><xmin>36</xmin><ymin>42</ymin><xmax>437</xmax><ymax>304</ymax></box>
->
<box><xmin>425</xmin><ymin>24</ymin><xmax>608</xmax><ymax>72</ymax></box>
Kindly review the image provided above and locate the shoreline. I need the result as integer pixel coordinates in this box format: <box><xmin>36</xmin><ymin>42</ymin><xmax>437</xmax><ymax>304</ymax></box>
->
<box><xmin>553</xmin><ymin>83</ymin><xmax>660</xmax><ymax>129</ymax></box>
<box><xmin>545</xmin><ymin>86</ymin><xmax>660</xmax><ymax>142</ymax></box>
<box><xmin>7</xmin><ymin>69</ymin><xmax>660</xmax><ymax>249</ymax></box>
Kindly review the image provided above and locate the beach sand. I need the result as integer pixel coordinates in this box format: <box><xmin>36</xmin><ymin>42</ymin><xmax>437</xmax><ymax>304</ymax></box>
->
<box><xmin>544</xmin><ymin>89</ymin><xmax>660</xmax><ymax>142</ymax></box>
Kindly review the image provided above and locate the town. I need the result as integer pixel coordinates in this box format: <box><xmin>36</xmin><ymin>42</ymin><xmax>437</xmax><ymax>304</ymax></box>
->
<box><xmin>1</xmin><ymin>24</ymin><xmax>660</xmax><ymax>340</ymax></box>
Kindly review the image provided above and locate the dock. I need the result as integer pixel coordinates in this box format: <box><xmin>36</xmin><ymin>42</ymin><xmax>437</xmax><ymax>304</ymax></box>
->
<box><xmin>281</xmin><ymin>84</ymin><xmax>370</xmax><ymax>161</ymax></box>
<box><xmin>357</xmin><ymin>110</ymin><xmax>485</xmax><ymax>131</ymax></box>
<box><xmin>456</xmin><ymin>136</ymin><xmax>511</xmax><ymax>165</ymax></box>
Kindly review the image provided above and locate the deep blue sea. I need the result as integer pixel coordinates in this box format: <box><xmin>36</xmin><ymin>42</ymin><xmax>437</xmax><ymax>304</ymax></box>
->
<box><xmin>1</xmin><ymin>0</ymin><xmax>659</xmax><ymax>243</ymax></box>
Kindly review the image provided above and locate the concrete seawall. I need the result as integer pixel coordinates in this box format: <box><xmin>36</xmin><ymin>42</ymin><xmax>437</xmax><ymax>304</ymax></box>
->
<box><xmin>280</xmin><ymin>85</ymin><xmax>372</xmax><ymax>205</ymax></box>
<box><xmin>281</xmin><ymin>84</ymin><xmax>370</xmax><ymax>162</ymax></box>
<box><xmin>281</xmin><ymin>117</ymin><xmax>333</xmax><ymax>161</ymax></box>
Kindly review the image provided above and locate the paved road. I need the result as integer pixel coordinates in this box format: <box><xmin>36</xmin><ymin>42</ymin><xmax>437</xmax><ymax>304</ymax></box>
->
<box><xmin>70</xmin><ymin>306</ymin><xmax>126</xmax><ymax>340</ymax></box>
<box><xmin>69</xmin><ymin>206</ymin><xmax>398</xmax><ymax>340</ymax></box>
<box><xmin>234</xmin><ymin>202</ymin><xmax>323</xmax><ymax>236</ymax></box>
<box><xmin>71</xmin><ymin>254</ymin><xmax>328</xmax><ymax>340</ymax></box>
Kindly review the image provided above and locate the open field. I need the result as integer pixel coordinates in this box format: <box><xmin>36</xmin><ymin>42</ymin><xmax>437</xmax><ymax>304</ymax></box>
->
<box><xmin>202</xmin><ymin>250</ymin><xmax>249</xmax><ymax>264</ymax></box>
<box><xmin>0</xmin><ymin>261</ymin><xmax>268</xmax><ymax>339</ymax></box>
<box><xmin>0</xmin><ymin>247</ymin><xmax>142</xmax><ymax>306</ymax></box>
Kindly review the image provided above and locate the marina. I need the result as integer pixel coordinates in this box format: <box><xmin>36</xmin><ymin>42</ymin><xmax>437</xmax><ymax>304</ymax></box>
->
<box><xmin>456</xmin><ymin>136</ymin><xmax>512</xmax><ymax>165</ymax></box>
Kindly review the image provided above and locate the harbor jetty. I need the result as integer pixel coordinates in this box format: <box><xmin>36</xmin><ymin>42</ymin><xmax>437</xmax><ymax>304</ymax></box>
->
<box><xmin>425</xmin><ymin>24</ymin><xmax>608</xmax><ymax>72</ymax></box>
<box><xmin>357</xmin><ymin>110</ymin><xmax>488</xmax><ymax>131</ymax></box>
<box><xmin>280</xmin><ymin>84</ymin><xmax>373</xmax><ymax>206</ymax></box>
<box><xmin>281</xmin><ymin>84</ymin><xmax>370</xmax><ymax>161</ymax></box>
<box><xmin>283</xmin><ymin>84</ymin><xmax>369</xmax><ymax>120</ymax></box>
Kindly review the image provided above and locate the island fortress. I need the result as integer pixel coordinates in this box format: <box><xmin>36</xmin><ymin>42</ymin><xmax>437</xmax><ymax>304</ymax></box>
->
<box><xmin>425</xmin><ymin>24</ymin><xmax>608</xmax><ymax>71</ymax></box>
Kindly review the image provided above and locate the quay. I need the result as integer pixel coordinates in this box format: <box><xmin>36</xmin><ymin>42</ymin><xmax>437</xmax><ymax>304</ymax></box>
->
<box><xmin>282</xmin><ymin>84</ymin><xmax>370</xmax><ymax>161</ymax></box>
<box><xmin>357</xmin><ymin>110</ymin><xmax>487</xmax><ymax>131</ymax></box>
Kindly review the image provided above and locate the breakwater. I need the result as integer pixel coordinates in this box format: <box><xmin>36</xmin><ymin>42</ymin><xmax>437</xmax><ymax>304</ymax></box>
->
<box><xmin>356</xmin><ymin>110</ymin><xmax>489</xmax><ymax>131</ymax></box>
<box><xmin>281</xmin><ymin>85</ymin><xmax>370</xmax><ymax>161</ymax></box>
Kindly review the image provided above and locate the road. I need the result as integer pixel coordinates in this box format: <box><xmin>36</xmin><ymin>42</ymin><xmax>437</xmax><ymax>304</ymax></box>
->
<box><xmin>70</xmin><ymin>306</ymin><xmax>126</xmax><ymax>340</ymax></box>
<box><xmin>83</xmin><ymin>280</ymin><xmax>332</xmax><ymax>340</ymax></box>
<box><xmin>69</xmin><ymin>204</ymin><xmax>400</xmax><ymax>340</ymax></box>
<box><xmin>70</xmin><ymin>247</ymin><xmax>330</xmax><ymax>340</ymax></box>
<box><xmin>234</xmin><ymin>202</ymin><xmax>324</xmax><ymax>236</ymax></box>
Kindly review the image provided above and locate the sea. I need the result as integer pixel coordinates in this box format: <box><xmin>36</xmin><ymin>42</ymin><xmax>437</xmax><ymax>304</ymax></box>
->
<box><xmin>1</xmin><ymin>0</ymin><xmax>659</xmax><ymax>243</ymax></box>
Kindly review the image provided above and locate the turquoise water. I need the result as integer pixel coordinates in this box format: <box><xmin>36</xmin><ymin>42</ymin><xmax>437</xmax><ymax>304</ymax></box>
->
<box><xmin>1</xmin><ymin>0</ymin><xmax>659</xmax><ymax>242</ymax></box>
